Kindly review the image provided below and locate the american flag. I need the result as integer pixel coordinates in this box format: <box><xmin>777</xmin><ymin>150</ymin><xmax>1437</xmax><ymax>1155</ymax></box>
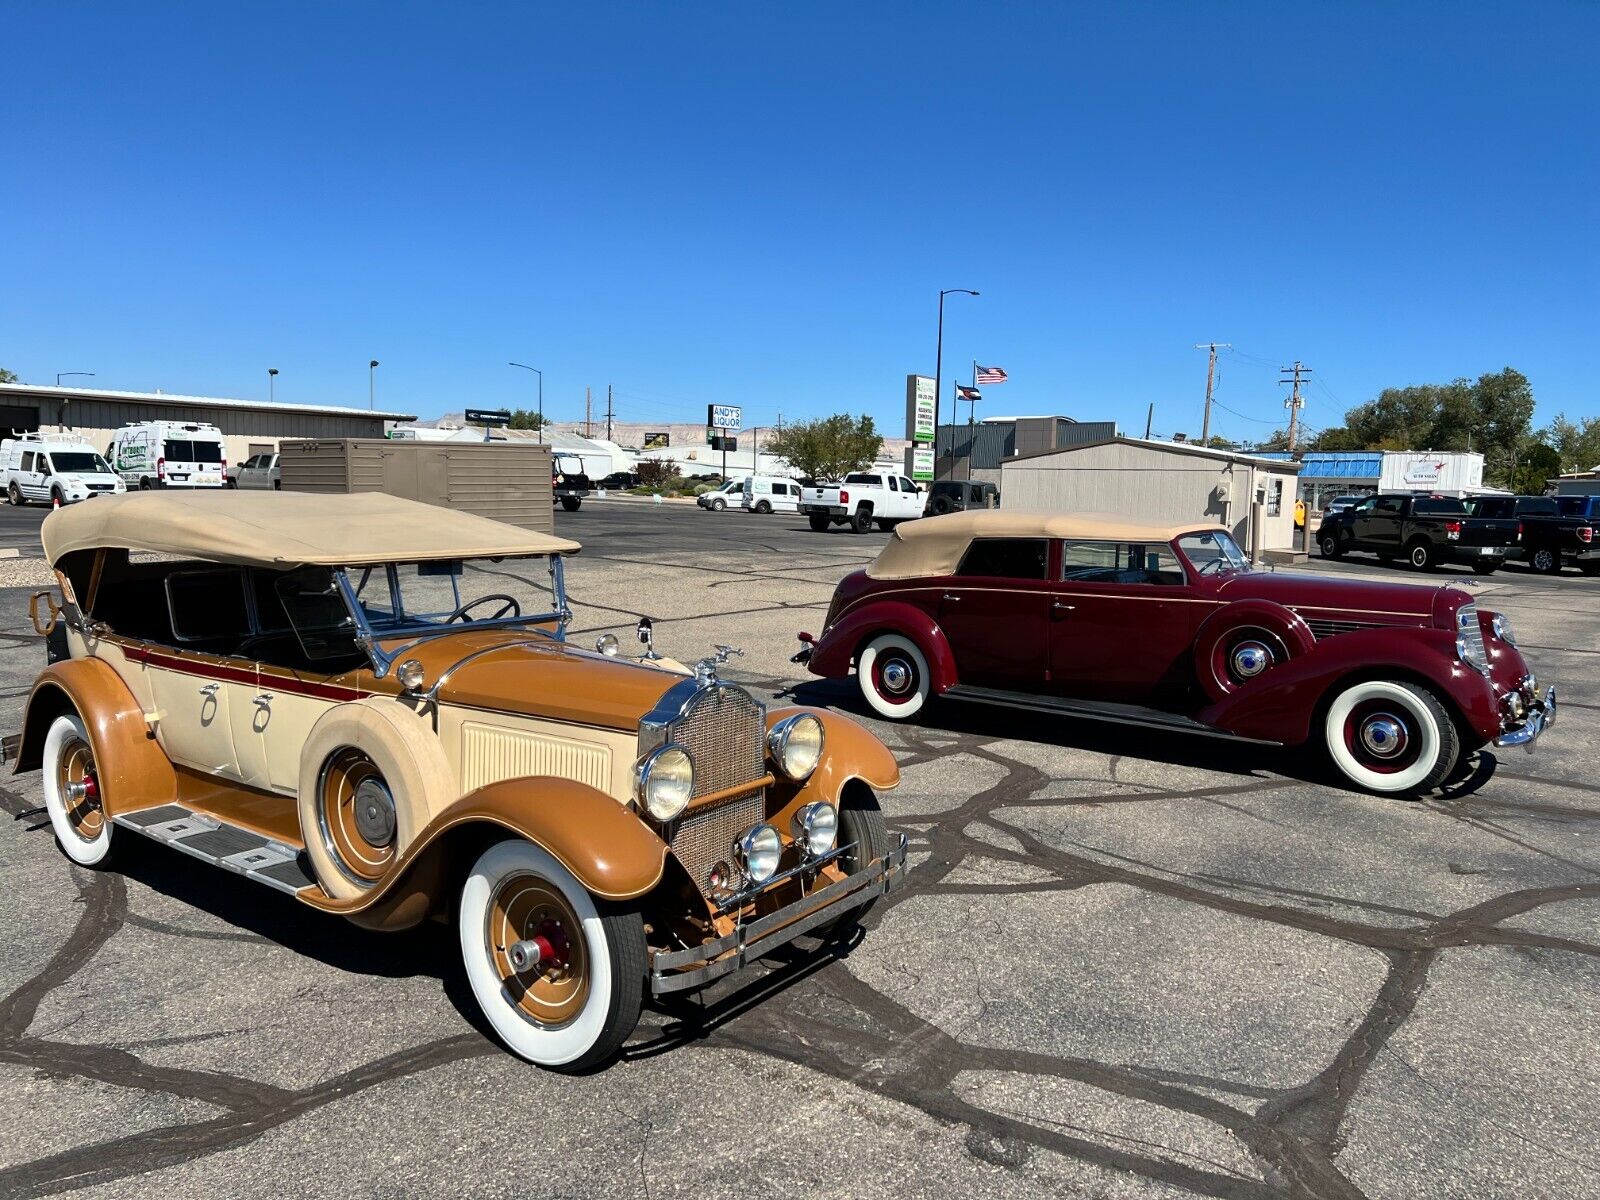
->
<box><xmin>955</xmin><ymin>385</ymin><xmax>981</xmax><ymax>402</ymax></box>
<box><xmin>975</xmin><ymin>364</ymin><xmax>1007</xmax><ymax>384</ymax></box>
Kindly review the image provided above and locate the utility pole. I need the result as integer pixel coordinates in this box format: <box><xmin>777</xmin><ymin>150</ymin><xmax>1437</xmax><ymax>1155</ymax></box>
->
<box><xmin>584</xmin><ymin>387</ymin><xmax>592</xmax><ymax>438</ymax></box>
<box><xmin>1144</xmin><ymin>403</ymin><xmax>1154</xmax><ymax>439</ymax></box>
<box><xmin>1279</xmin><ymin>361</ymin><xmax>1310</xmax><ymax>451</ymax></box>
<box><xmin>604</xmin><ymin>385</ymin><xmax>614</xmax><ymax>442</ymax></box>
<box><xmin>1194</xmin><ymin>343</ymin><xmax>1230</xmax><ymax>446</ymax></box>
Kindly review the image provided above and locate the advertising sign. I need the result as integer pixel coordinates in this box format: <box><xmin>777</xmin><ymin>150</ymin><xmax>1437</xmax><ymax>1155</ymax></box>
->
<box><xmin>905</xmin><ymin>375</ymin><xmax>936</xmax><ymax>444</ymax></box>
<box><xmin>908</xmin><ymin>445</ymin><xmax>934</xmax><ymax>482</ymax></box>
<box><xmin>708</xmin><ymin>403</ymin><xmax>743</xmax><ymax>431</ymax></box>
<box><xmin>1378</xmin><ymin>451</ymin><xmax>1484</xmax><ymax>494</ymax></box>
<box><xmin>465</xmin><ymin>408</ymin><xmax>512</xmax><ymax>427</ymax></box>
<box><xmin>642</xmin><ymin>431</ymin><xmax>670</xmax><ymax>449</ymax></box>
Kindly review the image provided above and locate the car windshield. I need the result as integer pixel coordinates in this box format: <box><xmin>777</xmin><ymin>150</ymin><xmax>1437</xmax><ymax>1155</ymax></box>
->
<box><xmin>1178</xmin><ymin>530</ymin><xmax>1251</xmax><ymax>575</ymax></box>
<box><xmin>48</xmin><ymin>452</ymin><xmax>113</xmax><ymax>474</ymax></box>
<box><xmin>343</xmin><ymin>556</ymin><xmax>563</xmax><ymax>637</ymax></box>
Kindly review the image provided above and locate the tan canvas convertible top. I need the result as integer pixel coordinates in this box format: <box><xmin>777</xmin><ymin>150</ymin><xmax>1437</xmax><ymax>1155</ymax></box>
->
<box><xmin>866</xmin><ymin>510</ymin><xmax>1228</xmax><ymax>580</ymax></box>
<box><xmin>42</xmin><ymin>491</ymin><xmax>581</xmax><ymax>569</ymax></box>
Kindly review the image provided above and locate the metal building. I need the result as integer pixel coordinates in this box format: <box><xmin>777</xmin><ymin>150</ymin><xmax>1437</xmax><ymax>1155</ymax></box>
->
<box><xmin>0</xmin><ymin>382</ymin><xmax>415</xmax><ymax>467</ymax></box>
<box><xmin>999</xmin><ymin>436</ymin><xmax>1301</xmax><ymax>553</ymax></box>
<box><xmin>936</xmin><ymin>416</ymin><xmax>1118</xmax><ymax>483</ymax></box>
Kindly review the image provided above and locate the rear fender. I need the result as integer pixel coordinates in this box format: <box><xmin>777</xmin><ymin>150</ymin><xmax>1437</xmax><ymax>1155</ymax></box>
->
<box><xmin>14</xmin><ymin>658</ymin><xmax>176</xmax><ymax>815</ymax></box>
<box><xmin>301</xmin><ymin>777</ymin><xmax>668</xmax><ymax>931</ymax></box>
<box><xmin>1198</xmin><ymin>627</ymin><xmax>1500</xmax><ymax>746</ymax></box>
<box><xmin>806</xmin><ymin>600</ymin><xmax>957</xmax><ymax>693</ymax></box>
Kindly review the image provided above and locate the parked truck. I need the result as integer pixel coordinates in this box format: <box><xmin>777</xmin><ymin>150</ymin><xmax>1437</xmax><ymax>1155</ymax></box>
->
<box><xmin>1470</xmin><ymin>495</ymin><xmax>1599</xmax><ymax>575</ymax></box>
<box><xmin>1316</xmin><ymin>493</ymin><xmax>1522</xmax><ymax>572</ymax></box>
<box><xmin>798</xmin><ymin>471</ymin><xmax>925</xmax><ymax>533</ymax></box>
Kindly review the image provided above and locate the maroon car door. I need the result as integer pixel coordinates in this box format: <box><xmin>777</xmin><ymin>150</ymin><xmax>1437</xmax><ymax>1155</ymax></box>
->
<box><xmin>1049</xmin><ymin>539</ymin><xmax>1202</xmax><ymax>701</ymax></box>
<box><xmin>935</xmin><ymin>536</ymin><xmax>1052</xmax><ymax>690</ymax></box>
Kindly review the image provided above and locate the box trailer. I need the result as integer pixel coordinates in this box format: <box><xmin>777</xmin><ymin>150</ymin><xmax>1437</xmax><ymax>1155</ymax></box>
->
<box><xmin>278</xmin><ymin>439</ymin><xmax>555</xmax><ymax>533</ymax></box>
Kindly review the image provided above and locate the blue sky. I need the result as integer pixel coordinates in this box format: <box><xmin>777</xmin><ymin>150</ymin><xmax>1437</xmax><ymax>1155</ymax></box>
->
<box><xmin>4</xmin><ymin>2</ymin><xmax>1595</xmax><ymax>444</ymax></box>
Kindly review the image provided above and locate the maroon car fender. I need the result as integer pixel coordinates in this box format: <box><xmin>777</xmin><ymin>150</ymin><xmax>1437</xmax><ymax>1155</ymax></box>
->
<box><xmin>1198</xmin><ymin>626</ymin><xmax>1502</xmax><ymax>746</ymax></box>
<box><xmin>807</xmin><ymin>600</ymin><xmax>958</xmax><ymax>693</ymax></box>
<box><xmin>1192</xmin><ymin>600</ymin><xmax>1317</xmax><ymax>703</ymax></box>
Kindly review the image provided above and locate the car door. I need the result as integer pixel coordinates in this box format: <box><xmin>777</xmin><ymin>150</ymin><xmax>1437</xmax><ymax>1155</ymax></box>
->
<box><xmin>935</xmin><ymin>537</ymin><xmax>1052</xmax><ymax>689</ymax></box>
<box><xmin>145</xmin><ymin>568</ymin><xmax>250</xmax><ymax>777</ymax></box>
<box><xmin>1352</xmin><ymin>497</ymin><xmax>1402</xmax><ymax>552</ymax></box>
<box><xmin>1049</xmin><ymin>539</ymin><xmax>1198</xmax><ymax>702</ymax></box>
<box><xmin>897</xmin><ymin>477</ymin><xmax>923</xmax><ymax>518</ymax></box>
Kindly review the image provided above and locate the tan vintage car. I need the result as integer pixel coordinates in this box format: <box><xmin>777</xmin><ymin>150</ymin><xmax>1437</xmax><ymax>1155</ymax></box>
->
<box><xmin>12</xmin><ymin>492</ymin><xmax>908</xmax><ymax>1070</ymax></box>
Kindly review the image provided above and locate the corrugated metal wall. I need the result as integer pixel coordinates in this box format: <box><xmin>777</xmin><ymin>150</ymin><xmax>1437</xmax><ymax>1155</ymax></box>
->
<box><xmin>279</xmin><ymin>440</ymin><xmax>555</xmax><ymax>532</ymax></box>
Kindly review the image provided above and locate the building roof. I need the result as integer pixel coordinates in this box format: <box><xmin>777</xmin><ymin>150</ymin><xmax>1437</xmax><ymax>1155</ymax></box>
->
<box><xmin>42</xmin><ymin>491</ymin><xmax>579</xmax><ymax>569</ymax></box>
<box><xmin>1002</xmin><ymin>435</ymin><xmax>1299</xmax><ymax>470</ymax></box>
<box><xmin>1254</xmin><ymin>451</ymin><xmax>1383</xmax><ymax>479</ymax></box>
<box><xmin>865</xmin><ymin>509</ymin><xmax>1227</xmax><ymax>580</ymax></box>
<box><xmin>0</xmin><ymin>382</ymin><xmax>415</xmax><ymax>422</ymax></box>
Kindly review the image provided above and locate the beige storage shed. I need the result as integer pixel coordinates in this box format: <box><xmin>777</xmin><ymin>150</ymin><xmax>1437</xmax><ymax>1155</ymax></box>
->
<box><xmin>998</xmin><ymin>437</ymin><xmax>1301</xmax><ymax>553</ymax></box>
<box><xmin>279</xmin><ymin>439</ymin><xmax>555</xmax><ymax>533</ymax></box>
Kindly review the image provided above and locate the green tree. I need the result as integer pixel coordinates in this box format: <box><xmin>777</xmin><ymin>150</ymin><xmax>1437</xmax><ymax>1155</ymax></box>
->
<box><xmin>0</xmin><ymin>367</ymin><xmax>17</xmax><ymax>383</ymax></box>
<box><xmin>766</xmin><ymin>413</ymin><xmax>883</xmax><ymax>481</ymax></box>
<box><xmin>1307</xmin><ymin>425</ymin><xmax>1363</xmax><ymax>452</ymax></box>
<box><xmin>508</xmin><ymin>408</ymin><xmax>548</xmax><ymax>431</ymax></box>
<box><xmin>1541</xmin><ymin>414</ymin><xmax>1600</xmax><ymax>474</ymax></box>
<box><xmin>1506</xmin><ymin>441</ymin><xmax>1562</xmax><ymax>494</ymax></box>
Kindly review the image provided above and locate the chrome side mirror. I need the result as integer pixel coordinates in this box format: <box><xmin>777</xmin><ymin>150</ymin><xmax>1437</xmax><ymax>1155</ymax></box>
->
<box><xmin>637</xmin><ymin>616</ymin><xmax>660</xmax><ymax>660</ymax></box>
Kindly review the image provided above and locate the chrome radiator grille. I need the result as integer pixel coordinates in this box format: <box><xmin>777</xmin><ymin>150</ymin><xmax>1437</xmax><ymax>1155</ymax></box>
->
<box><xmin>669</xmin><ymin>683</ymin><xmax>766</xmax><ymax>801</ymax></box>
<box><xmin>672</xmin><ymin>790</ymin><xmax>765</xmax><ymax>896</ymax></box>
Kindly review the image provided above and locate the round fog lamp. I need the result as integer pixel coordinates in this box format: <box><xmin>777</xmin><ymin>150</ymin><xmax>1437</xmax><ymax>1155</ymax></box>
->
<box><xmin>735</xmin><ymin>823</ymin><xmax>782</xmax><ymax>884</ymax></box>
<box><xmin>1505</xmin><ymin>691</ymin><xmax>1527</xmax><ymax>721</ymax></box>
<box><xmin>636</xmin><ymin>745</ymin><xmax>693</xmax><ymax>821</ymax></box>
<box><xmin>767</xmin><ymin>713</ymin><xmax>825</xmax><ymax>781</ymax></box>
<box><xmin>595</xmin><ymin>633</ymin><xmax>620</xmax><ymax>657</ymax></box>
<box><xmin>791</xmin><ymin>801</ymin><xmax>838</xmax><ymax>857</ymax></box>
<box><xmin>396</xmin><ymin>658</ymin><xmax>426</xmax><ymax>691</ymax></box>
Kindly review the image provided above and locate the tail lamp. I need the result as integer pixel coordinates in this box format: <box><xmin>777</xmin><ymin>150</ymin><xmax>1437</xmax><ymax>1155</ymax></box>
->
<box><xmin>1444</xmin><ymin>520</ymin><xmax>1461</xmax><ymax>539</ymax></box>
<box><xmin>156</xmin><ymin>456</ymin><xmax>166</xmax><ymax>480</ymax></box>
<box><xmin>1580</xmin><ymin>526</ymin><xmax>1594</xmax><ymax>544</ymax></box>
<box><xmin>839</xmin><ymin>490</ymin><xmax>849</xmax><ymax>504</ymax></box>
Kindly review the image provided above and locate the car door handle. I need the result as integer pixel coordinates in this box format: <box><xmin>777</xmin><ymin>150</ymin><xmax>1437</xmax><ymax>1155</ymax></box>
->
<box><xmin>252</xmin><ymin>693</ymin><xmax>274</xmax><ymax>709</ymax></box>
<box><xmin>198</xmin><ymin>683</ymin><xmax>220</xmax><ymax>696</ymax></box>
<box><xmin>942</xmin><ymin>592</ymin><xmax>962</xmax><ymax>602</ymax></box>
<box><xmin>1052</xmin><ymin>601</ymin><xmax>1076</xmax><ymax>613</ymax></box>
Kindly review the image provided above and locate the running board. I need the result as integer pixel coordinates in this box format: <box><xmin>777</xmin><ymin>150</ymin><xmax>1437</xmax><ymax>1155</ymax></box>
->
<box><xmin>112</xmin><ymin>804</ymin><xmax>316</xmax><ymax>895</ymax></box>
<box><xmin>941</xmin><ymin>685</ymin><xmax>1281</xmax><ymax>746</ymax></box>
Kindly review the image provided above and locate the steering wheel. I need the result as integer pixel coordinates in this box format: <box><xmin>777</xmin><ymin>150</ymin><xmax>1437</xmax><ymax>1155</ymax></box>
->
<box><xmin>446</xmin><ymin>594</ymin><xmax>521</xmax><ymax>623</ymax></box>
<box><xmin>1195</xmin><ymin>556</ymin><xmax>1226</xmax><ymax>577</ymax></box>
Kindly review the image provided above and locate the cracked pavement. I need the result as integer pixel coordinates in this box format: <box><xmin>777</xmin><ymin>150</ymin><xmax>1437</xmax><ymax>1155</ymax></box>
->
<box><xmin>1</xmin><ymin>501</ymin><xmax>1596</xmax><ymax>1198</ymax></box>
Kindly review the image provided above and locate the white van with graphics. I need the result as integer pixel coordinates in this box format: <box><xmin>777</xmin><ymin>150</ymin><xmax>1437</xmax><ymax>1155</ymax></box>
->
<box><xmin>741</xmin><ymin>475</ymin><xmax>802</xmax><ymax>514</ymax></box>
<box><xmin>110</xmin><ymin>421</ymin><xmax>228</xmax><ymax>490</ymax></box>
<box><xmin>2</xmin><ymin>433</ymin><xmax>126</xmax><ymax>507</ymax></box>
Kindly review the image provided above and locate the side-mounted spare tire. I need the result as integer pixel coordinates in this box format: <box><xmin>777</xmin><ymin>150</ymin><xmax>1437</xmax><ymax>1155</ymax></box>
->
<box><xmin>297</xmin><ymin>698</ymin><xmax>458</xmax><ymax>900</ymax></box>
<box><xmin>1192</xmin><ymin>601</ymin><xmax>1317</xmax><ymax>704</ymax></box>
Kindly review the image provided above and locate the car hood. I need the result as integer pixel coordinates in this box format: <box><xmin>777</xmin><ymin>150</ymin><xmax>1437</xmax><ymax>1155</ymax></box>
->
<box><xmin>383</xmin><ymin>627</ymin><xmax>685</xmax><ymax>731</ymax></box>
<box><xmin>1215</xmin><ymin>570</ymin><xmax>1468</xmax><ymax>625</ymax></box>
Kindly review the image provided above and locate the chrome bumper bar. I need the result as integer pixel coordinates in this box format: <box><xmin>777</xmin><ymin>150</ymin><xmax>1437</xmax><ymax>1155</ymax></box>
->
<box><xmin>1494</xmin><ymin>685</ymin><xmax>1557</xmax><ymax>751</ymax></box>
<box><xmin>648</xmin><ymin>832</ymin><xmax>909</xmax><ymax>996</ymax></box>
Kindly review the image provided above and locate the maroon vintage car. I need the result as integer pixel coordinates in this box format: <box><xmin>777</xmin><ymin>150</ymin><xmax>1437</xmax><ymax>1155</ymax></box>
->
<box><xmin>795</xmin><ymin>511</ymin><xmax>1555</xmax><ymax>795</ymax></box>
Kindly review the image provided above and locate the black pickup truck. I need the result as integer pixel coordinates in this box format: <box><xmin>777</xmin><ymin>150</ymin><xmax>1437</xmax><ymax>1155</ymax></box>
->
<box><xmin>1470</xmin><ymin>495</ymin><xmax>1600</xmax><ymax>575</ymax></box>
<box><xmin>1316</xmin><ymin>493</ymin><xmax>1522</xmax><ymax>573</ymax></box>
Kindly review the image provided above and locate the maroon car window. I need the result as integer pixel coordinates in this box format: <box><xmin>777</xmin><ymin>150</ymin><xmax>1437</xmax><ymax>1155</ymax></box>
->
<box><xmin>956</xmin><ymin>538</ymin><xmax>1048</xmax><ymax>579</ymax></box>
<box><xmin>1062</xmin><ymin>540</ymin><xmax>1184</xmax><ymax>585</ymax></box>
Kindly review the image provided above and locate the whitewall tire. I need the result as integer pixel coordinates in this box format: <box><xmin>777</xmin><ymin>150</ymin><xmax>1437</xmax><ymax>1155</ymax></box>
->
<box><xmin>42</xmin><ymin>714</ymin><xmax>118</xmax><ymax>867</ymax></box>
<box><xmin>857</xmin><ymin>633</ymin><xmax>932</xmax><ymax>720</ymax></box>
<box><xmin>458</xmin><ymin>839</ymin><xmax>645</xmax><ymax>1071</ymax></box>
<box><xmin>1323</xmin><ymin>680</ymin><xmax>1460</xmax><ymax>795</ymax></box>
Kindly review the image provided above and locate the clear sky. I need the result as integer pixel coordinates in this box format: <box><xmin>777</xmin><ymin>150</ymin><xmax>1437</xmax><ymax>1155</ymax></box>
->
<box><xmin>4</xmin><ymin>2</ymin><xmax>1595</xmax><ymax>445</ymax></box>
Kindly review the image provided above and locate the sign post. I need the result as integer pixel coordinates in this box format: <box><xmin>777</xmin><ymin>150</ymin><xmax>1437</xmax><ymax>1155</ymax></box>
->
<box><xmin>465</xmin><ymin>408</ymin><xmax>512</xmax><ymax>443</ymax></box>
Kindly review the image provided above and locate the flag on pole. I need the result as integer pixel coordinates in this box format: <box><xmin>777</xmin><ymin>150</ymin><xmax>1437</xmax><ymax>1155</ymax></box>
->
<box><xmin>955</xmin><ymin>385</ymin><xmax>981</xmax><ymax>402</ymax></box>
<box><xmin>975</xmin><ymin>365</ymin><xmax>1008</xmax><ymax>384</ymax></box>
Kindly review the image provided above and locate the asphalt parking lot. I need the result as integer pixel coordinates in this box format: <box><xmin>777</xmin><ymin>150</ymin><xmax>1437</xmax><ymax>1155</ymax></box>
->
<box><xmin>1</xmin><ymin>498</ymin><xmax>1596</xmax><ymax>1199</ymax></box>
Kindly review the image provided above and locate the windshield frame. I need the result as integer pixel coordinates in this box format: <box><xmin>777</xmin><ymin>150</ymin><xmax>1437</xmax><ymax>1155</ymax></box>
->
<box><xmin>1174</xmin><ymin>529</ymin><xmax>1252</xmax><ymax>577</ymax></box>
<box><xmin>332</xmin><ymin>554</ymin><xmax>572</xmax><ymax>678</ymax></box>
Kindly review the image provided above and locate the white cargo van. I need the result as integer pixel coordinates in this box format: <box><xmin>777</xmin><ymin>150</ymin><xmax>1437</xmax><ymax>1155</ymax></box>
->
<box><xmin>110</xmin><ymin>421</ymin><xmax>228</xmax><ymax>490</ymax></box>
<box><xmin>741</xmin><ymin>475</ymin><xmax>802</xmax><ymax>514</ymax></box>
<box><xmin>2</xmin><ymin>433</ymin><xmax>125</xmax><ymax>506</ymax></box>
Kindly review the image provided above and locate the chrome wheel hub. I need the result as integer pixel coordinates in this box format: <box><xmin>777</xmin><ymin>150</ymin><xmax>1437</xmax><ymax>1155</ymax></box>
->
<box><xmin>353</xmin><ymin>777</ymin><xmax>397</xmax><ymax>846</ymax></box>
<box><xmin>881</xmin><ymin>660</ymin><xmax>912</xmax><ymax>694</ymax></box>
<box><xmin>1231</xmin><ymin>642</ymin><xmax>1272</xmax><ymax>679</ymax></box>
<box><xmin>1359</xmin><ymin>713</ymin><xmax>1408</xmax><ymax>759</ymax></box>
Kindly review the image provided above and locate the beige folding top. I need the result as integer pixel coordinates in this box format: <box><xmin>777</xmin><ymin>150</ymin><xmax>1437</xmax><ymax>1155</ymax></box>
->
<box><xmin>42</xmin><ymin>491</ymin><xmax>581</xmax><ymax>569</ymax></box>
<box><xmin>866</xmin><ymin>509</ymin><xmax>1227</xmax><ymax>580</ymax></box>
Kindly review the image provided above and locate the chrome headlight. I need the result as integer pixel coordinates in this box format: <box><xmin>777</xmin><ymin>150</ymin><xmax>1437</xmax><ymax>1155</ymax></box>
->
<box><xmin>395</xmin><ymin>658</ymin><xmax>426</xmax><ymax>691</ymax></box>
<box><xmin>735</xmin><ymin>823</ymin><xmax>782</xmax><ymax>883</ymax></box>
<box><xmin>767</xmin><ymin>713</ymin><xmax>824</xmax><ymax>781</ymax></box>
<box><xmin>791</xmin><ymin>801</ymin><xmax>838</xmax><ymax>857</ymax></box>
<box><xmin>635</xmin><ymin>744</ymin><xmax>693</xmax><ymax>821</ymax></box>
<box><xmin>1491</xmin><ymin>613</ymin><xmax>1516</xmax><ymax>646</ymax></box>
<box><xmin>1455</xmin><ymin>605</ymin><xmax>1488</xmax><ymax>675</ymax></box>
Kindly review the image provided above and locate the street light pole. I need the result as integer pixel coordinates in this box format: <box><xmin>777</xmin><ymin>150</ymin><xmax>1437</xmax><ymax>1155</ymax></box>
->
<box><xmin>369</xmin><ymin>360</ymin><xmax>379</xmax><ymax>410</ymax></box>
<box><xmin>267</xmin><ymin>368</ymin><xmax>279</xmax><ymax>403</ymax></box>
<box><xmin>933</xmin><ymin>288</ymin><xmax>978</xmax><ymax>481</ymax></box>
<box><xmin>56</xmin><ymin>372</ymin><xmax>95</xmax><ymax>386</ymax></box>
<box><xmin>508</xmin><ymin>362</ymin><xmax>544</xmax><ymax>444</ymax></box>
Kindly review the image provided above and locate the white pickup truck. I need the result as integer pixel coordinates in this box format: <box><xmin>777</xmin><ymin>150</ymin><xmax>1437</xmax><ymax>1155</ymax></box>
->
<box><xmin>798</xmin><ymin>471</ymin><xmax>925</xmax><ymax>533</ymax></box>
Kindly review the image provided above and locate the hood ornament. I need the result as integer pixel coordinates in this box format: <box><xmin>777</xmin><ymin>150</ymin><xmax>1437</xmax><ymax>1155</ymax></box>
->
<box><xmin>695</xmin><ymin>644</ymin><xmax>743</xmax><ymax>682</ymax></box>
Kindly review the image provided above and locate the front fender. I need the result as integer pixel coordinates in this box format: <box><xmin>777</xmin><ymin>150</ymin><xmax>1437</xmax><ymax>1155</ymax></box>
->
<box><xmin>14</xmin><ymin>658</ymin><xmax>176</xmax><ymax>816</ymax></box>
<box><xmin>807</xmin><ymin>600</ymin><xmax>957</xmax><ymax>693</ymax></box>
<box><xmin>764</xmin><ymin>705</ymin><xmax>900</xmax><ymax>832</ymax></box>
<box><xmin>301</xmin><ymin>777</ymin><xmax>669</xmax><ymax>930</ymax></box>
<box><xmin>1198</xmin><ymin>627</ymin><xmax>1501</xmax><ymax>746</ymax></box>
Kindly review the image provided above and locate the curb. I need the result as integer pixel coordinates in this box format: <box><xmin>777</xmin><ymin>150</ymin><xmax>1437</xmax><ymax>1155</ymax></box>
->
<box><xmin>0</xmin><ymin>548</ymin><xmax>20</xmax><ymax>560</ymax></box>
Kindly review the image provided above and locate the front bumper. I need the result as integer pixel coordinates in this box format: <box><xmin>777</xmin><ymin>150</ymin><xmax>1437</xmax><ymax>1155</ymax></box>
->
<box><xmin>1494</xmin><ymin>684</ymin><xmax>1557</xmax><ymax>751</ymax></box>
<box><xmin>648</xmin><ymin>832</ymin><xmax>909</xmax><ymax>995</ymax></box>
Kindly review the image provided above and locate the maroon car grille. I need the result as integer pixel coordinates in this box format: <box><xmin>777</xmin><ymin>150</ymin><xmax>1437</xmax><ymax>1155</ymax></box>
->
<box><xmin>671</xmin><ymin>790</ymin><xmax>765</xmax><ymax>896</ymax></box>
<box><xmin>1306</xmin><ymin>618</ymin><xmax>1379</xmax><ymax>640</ymax></box>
